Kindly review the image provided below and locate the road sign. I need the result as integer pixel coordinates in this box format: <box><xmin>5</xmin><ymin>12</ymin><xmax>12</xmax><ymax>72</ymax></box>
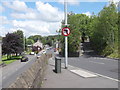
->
<box><xmin>62</xmin><ymin>27</ymin><xmax>70</xmax><ymax>36</ymax></box>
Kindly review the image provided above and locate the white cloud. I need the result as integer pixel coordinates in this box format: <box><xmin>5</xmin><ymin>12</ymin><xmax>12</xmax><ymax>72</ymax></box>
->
<box><xmin>58</xmin><ymin>0</ymin><xmax>80</xmax><ymax>5</ymax></box>
<box><xmin>11</xmin><ymin>20</ymin><xmax>61</xmax><ymax>36</ymax></box>
<box><xmin>1</xmin><ymin>1</ymin><xmax>64</xmax><ymax>37</ymax></box>
<box><xmin>10</xmin><ymin>1</ymin><xmax>64</xmax><ymax>22</ymax></box>
<box><xmin>0</xmin><ymin>25</ymin><xmax>15</xmax><ymax>37</ymax></box>
<box><xmin>82</xmin><ymin>11</ymin><xmax>91</xmax><ymax>17</ymax></box>
<box><xmin>11</xmin><ymin>12</ymin><xmax>37</xmax><ymax>20</ymax></box>
<box><xmin>0</xmin><ymin>16</ymin><xmax>9</xmax><ymax>25</ymax></box>
<box><xmin>2</xmin><ymin>0</ymin><xmax>33</xmax><ymax>12</ymax></box>
<box><xmin>0</xmin><ymin>5</ymin><xmax>5</xmax><ymax>12</ymax></box>
<box><xmin>36</xmin><ymin>1</ymin><xmax>64</xmax><ymax>22</ymax></box>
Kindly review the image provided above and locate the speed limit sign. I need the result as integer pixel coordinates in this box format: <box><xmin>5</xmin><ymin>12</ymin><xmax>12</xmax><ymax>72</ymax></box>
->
<box><xmin>62</xmin><ymin>27</ymin><xmax>70</xmax><ymax>36</ymax></box>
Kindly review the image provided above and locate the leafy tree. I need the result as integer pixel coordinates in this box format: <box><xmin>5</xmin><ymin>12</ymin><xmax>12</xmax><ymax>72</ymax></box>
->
<box><xmin>60</xmin><ymin>14</ymin><xmax>90</xmax><ymax>56</ymax></box>
<box><xmin>2</xmin><ymin>33</ymin><xmax>23</xmax><ymax>57</ymax></box>
<box><xmin>14</xmin><ymin>30</ymin><xmax>24</xmax><ymax>52</ymax></box>
<box><xmin>28</xmin><ymin>35</ymin><xmax>42</xmax><ymax>42</ymax></box>
<box><xmin>89</xmin><ymin>2</ymin><xmax>118</xmax><ymax>56</ymax></box>
<box><xmin>26</xmin><ymin>39</ymin><xmax>34</xmax><ymax>45</ymax></box>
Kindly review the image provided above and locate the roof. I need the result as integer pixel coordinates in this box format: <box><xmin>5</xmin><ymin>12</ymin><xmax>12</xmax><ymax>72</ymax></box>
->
<box><xmin>33</xmin><ymin>40</ymin><xmax>43</xmax><ymax>48</ymax></box>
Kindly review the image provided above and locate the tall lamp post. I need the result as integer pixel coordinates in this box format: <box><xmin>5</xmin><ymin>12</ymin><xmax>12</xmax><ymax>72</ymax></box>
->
<box><xmin>0</xmin><ymin>40</ymin><xmax>2</xmax><ymax>90</ymax></box>
<box><xmin>0</xmin><ymin>40</ymin><xmax>2</xmax><ymax>62</ymax></box>
<box><xmin>64</xmin><ymin>0</ymin><xmax>68</xmax><ymax>69</ymax></box>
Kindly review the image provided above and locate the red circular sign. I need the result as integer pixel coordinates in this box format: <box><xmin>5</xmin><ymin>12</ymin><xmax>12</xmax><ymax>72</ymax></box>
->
<box><xmin>62</xmin><ymin>27</ymin><xmax>70</xmax><ymax>36</ymax></box>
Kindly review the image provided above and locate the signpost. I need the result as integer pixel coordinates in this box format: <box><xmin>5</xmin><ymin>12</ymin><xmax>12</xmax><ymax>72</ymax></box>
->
<box><xmin>62</xmin><ymin>27</ymin><xmax>70</xmax><ymax>69</ymax></box>
<box><xmin>63</xmin><ymin>0</ymin><xmax>70</xmax><ymax>69</ymax></box>
<box><xmin>62</xmin><ymin>27</ymin><xmax>70</xmax><ymax>36</ymax></box>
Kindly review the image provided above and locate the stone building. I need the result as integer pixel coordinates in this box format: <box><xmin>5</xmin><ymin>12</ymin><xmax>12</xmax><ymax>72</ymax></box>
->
<box><xmin>32</xmin><ymin>40</ymin><xmax>43</xmax><ymax>52</ymax></box>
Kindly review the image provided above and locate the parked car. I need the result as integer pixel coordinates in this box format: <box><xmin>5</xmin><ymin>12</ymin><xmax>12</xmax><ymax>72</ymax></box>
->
<box><xmin>37</xmin><ymin>53</ymin><xmax>41</xmax><ymax>59</ymax></box>
<box><xmin>54</xmin><ymin>48</ymin><xmax>56</xmax><ymax>52</ymax></box>
<box><xmin>30</xmin><ymin>52</ymin><xmax>35</xmax><ymax>55</ymax></box>
<box><xmin>21</xmin><ymin>56</ymin><xmax>28</xmax><ymax>62</ymax></box>
<box><xmin>46</xmin><ymin>48</ymin><xmax>49</xmax><ymax>50</ymax></box>
<box><xmin>42</xmin><ymin>50</ymin><xmax>46</xmax><ymax>54</ymax></box>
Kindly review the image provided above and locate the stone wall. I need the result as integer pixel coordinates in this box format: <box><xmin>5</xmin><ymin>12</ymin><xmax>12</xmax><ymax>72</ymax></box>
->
<box><xmin>8</xmin><ymin>54</ymin><xmax>52</xmax><ymax>88</ymax></box>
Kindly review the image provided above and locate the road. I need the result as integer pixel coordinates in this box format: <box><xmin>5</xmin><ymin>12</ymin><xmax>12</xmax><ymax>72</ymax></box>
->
<box><xmin>61</xmin><ymin>42</ymin><xmax>119</xmax><ymax>81</ymax></box>
<box><xmin>67</xmin><ymin>56</ymin><xmax>118</xmax><ymax>80</ymax></box>
<box><xmin>1</xmin><ymin>46</ymin><xmax>118</xmax><ymax>88</ymax></box>
<box><xmin>1</xmin><ymin>49</ymin><xmax>53</xmax><ymax>89</ymax></box>
<box><xmin>1</xmin><ymin>55</ymin><xmax>37</xmax><ymax>88</ymax></box>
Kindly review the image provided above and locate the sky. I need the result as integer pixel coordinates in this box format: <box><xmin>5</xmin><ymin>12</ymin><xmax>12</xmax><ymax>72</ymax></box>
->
<box><xmin>0</xmin><ymin>0</ymin><xmax>119</xmax><ymax>37</ymax></box>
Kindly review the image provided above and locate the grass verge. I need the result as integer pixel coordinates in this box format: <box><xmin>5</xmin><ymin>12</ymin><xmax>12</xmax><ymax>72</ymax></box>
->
<box><xmin>0</xmin><ymin>61</ymin><xmax>3</xmax><ymax>64</ymax></box>
<box><xmin>2</xmin><ymin>55</ymin><xmax>22</xmax><ymax>65</ymax></box>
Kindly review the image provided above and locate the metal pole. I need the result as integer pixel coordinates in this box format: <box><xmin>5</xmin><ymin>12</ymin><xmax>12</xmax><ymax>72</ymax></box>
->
<box><xmin>23</xmin><ymin>35</ymin><xmax>25</xmax><ymax>52</ymax></box>
<box><xmin>0</xmin><ymin>40</ymin><xmax>2</xmax><ymax>62</ymax></box>
<box><xmin>64</xmin><ymin>0</ymin><xmax>68</xmax><ymax>69</ymax></box>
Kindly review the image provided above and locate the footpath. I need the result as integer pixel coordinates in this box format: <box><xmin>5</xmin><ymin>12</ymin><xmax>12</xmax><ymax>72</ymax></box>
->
<box><xmin>41</xmin><ymin>57</ymin><xmax>118</xmax><ymax>88</ymax></box>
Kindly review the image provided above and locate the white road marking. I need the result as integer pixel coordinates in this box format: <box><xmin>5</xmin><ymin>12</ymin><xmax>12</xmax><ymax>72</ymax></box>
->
<box><xmin>68</xmin><ymin>65</ymin><xmax>119</xmax><ymax>82</ymax></box>
<box><xmin>94</xmin><ymin>73</ymin><xmax>119</xmax><ymax>82</ymax></box>
<box><xmin>70</xmin><ymin>69</ymin><xmax>98</xmax><ymax>78</ymax></box>
<box><xmin>93</xmin><ymin>57</ymin><xmax>118</xmax><ymax>61</ymax></box>
<box><xmin>89</xmin><ymin>61</ymin><xmax>105</xmax><ymax>65</ymax></box>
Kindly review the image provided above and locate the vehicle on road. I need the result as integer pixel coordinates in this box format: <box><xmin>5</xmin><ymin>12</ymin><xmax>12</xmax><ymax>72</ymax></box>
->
<box><xmin>42</xmin><ymin>50</ymin><xmax>46</xmax><ymax>54</ymax></box>
<box><xmin>37</xmin><ymin>53</ymin><xmax>41</xmax><ymax>59</ymax></box>
<box><xmin>46</xmin><ymin>48</ymin><xmax>49</xmax><ymax>50</ymax></box>
<box><xmin>21</xmin><ymin>56</ymin><xmax>28</xmax><ymax>62</ymax></box>
<box><xmin>54</xmin><ymin>48</ymin><xmax>56</xmax><ymax>52</ymax></box>
<box><xmin>30</xmin><ymin>52</ymin><xmax>35</xmax><ymax>55</ymax></box>
<box><xmin>49</xmin><ymin>47</ymin><xmax>53</xmax><ymax>50</ymax></box>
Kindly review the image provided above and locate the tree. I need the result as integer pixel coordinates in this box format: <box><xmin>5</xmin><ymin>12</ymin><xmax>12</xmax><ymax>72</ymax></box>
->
<box><xmin>14</xmin><ymin>30</ymin><xmax>24</xmax><ymax>52</ymax></box>
<box><xmin>60</xmin><ymin>14</ymin><xmax>90</xmax><ymax>56</ymax></box>
<box><xmin>26</xmin><ymin>39</ymin><xmax>34</xmax><ymax>45</ymax></box>
<box><xmin>2</xmin><ymin>33</ymin><xmax>23</xmax><ymax>57</ymax></box>
<box><xmin>89</xmin><ymin>2</ymin><xmax>118</xmax><ymax>56</ymax></box>
<box><xmin>28</xmin><ymin>35</ymin><xmax>43</xmax><ymax>42</ymax></box>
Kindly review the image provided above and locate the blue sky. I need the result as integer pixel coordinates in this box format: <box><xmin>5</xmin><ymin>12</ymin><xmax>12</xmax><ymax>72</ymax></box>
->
<box><xmin>0</xmin><ymin>0</ymin><xmax>117</xmax><ymax>37</ymax></box>
<box><xmin>49</xmin><ymin>2</ymin><xmax>107</xmax><ymax>14</ymax></box>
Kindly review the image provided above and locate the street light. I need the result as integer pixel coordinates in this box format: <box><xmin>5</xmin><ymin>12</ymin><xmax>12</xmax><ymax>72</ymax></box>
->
<box><xmin>0</xmin><ymin>40</ymin><xmax>2</xmax><ymax>62</ymax></box>
<box><xmin>64</xmin><ymin>0</ymin><xmax>68</xmax><ymax>69</ymax></box>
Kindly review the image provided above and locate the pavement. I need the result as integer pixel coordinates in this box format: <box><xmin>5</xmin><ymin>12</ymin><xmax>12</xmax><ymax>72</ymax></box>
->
<box><xmin>41</xmin><ymin>57</ymin><xmax>118</xmax><ymax>88</ymax></box>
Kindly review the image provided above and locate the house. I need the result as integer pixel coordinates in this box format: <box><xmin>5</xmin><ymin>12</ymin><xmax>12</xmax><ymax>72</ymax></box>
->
<box><xmin>32</xmin><ymin>40</ymin><xmax>43</xmax><ymax>52</ymax></box>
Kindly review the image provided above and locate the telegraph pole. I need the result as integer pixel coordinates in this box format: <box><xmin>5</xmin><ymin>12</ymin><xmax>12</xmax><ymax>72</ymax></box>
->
<box><xmin>64</xmin><ymin>0</ymin><xmax>68</xmax><ymax>69</ymax></box>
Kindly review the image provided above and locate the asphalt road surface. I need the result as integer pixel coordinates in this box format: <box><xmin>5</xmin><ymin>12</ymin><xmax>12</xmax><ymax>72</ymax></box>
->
<box><xmin>61</xmin><ymin>42</ymin><xmax>119</xmax><ymax>81</ymax></box>
<box><xmin>67</xmin><ymin>56</ymin><xmax>118</xmax><ymax>80</ymax></box>
<box><xmin>1</xmin><ymin>55</ymin><xmax>37</xmax><ymax>88</ymax></box>
<box><xmin>1</xmin><ymin>49</ymin><xmax>53</xmax><ymax>89</ymax></box>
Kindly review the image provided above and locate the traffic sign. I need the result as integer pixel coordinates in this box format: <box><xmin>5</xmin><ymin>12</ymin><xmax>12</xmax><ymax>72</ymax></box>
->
<box><xmin>62</xmin><ymin>27</ymin><xmax>70</xmax><ymax>36</ymax></box>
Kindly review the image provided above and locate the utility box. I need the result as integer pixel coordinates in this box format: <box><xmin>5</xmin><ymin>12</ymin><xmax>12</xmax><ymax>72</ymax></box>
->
<box><xmin>55</xmin><ymin>57</ymin><xmax>61</xmax><ymax>73</ymax></box>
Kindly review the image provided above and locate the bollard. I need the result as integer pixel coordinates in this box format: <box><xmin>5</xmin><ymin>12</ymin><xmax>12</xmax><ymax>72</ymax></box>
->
<box><xmin>55</xmin><ymin>57</ymin><xmax>61</xmax><ymax>73</ymax></box>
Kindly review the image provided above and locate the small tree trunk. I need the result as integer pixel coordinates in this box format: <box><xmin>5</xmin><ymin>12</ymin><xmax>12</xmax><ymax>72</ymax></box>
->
<box><xmin>7</xmin><ymin>54</ymin><xmax>8</xmax><ymax>59</ymax></box>
<box><xmin>16</xmin><ymin>53</ymin><xmax>18</xmax><ymax>56</ymax></box>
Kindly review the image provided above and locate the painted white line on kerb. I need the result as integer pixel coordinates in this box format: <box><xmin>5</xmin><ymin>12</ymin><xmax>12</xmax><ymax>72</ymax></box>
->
<box><xmin>68</xmin><ymin>65</ymin><xmax>119</xmax><ymax>82</ymax></box>
<box><xmin>70</xmin><ymin>69</ymin><xmax>98</xmax><ymax>78</ymax></box>
<box><xmin>89</xmin><ymin>61</ymin><xmax>105</xmax><ymax>65</ymax></box>
<box><xmin>93</xmin><ymin>57</ymin><xmax>118</xmax><ymax>61</ymax></box>
<box><xmin>94</xmin><ymin>73</ymin><xmax>119</xmax><ymax>82</ymax></box>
